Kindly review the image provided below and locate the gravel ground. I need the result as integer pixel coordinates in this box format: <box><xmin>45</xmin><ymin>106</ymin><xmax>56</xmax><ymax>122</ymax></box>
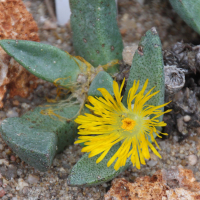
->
<box><xmin>0</xmin><ymin>0</ymin><xmax>200</xmax><ymax>199</ymax></box>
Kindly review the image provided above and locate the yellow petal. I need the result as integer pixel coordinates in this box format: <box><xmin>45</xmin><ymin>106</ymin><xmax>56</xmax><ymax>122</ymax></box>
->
<box><xmin>96</xmin><ymin>148</ymin><xmax>110</xmax><ymax>163</ymax></box>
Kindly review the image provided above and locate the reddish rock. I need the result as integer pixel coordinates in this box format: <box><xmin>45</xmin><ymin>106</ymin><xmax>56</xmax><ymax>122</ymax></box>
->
<box><xmin>0</xmin><ymin>189</ymin><xmax>6</xmax><ymax>198</ymax></box>
<box><xmin>105</xmin><ymin>166</ymin><xmax>200</xmax><ymax>200</ymax></box>
<box><xmin>10</xmin><ymin>155</ymin><xmax>16</xmax><ymax>162</ymax></box>
<box><xmin>0</xmin><ymin>0</ymin><xmax>39</xmax><ymax>108</ymax></box>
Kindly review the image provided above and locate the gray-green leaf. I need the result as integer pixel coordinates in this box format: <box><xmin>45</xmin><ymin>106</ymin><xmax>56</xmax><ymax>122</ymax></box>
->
<box><xmin>0</xmin><ymin>39</ymin><xmax>87</xmax><ymax>88</ymax></box>
<box><xmin>67</xmin><ymin>143</ymin><xmax>131</xmax><ymax>187</ymax></box>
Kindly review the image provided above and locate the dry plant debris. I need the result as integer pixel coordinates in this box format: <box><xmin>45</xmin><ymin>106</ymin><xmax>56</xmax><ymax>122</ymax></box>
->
<box><xmin>0</xmin><ymin>0</ymin><xmax>39</xmax><ymax>108</ymax></box>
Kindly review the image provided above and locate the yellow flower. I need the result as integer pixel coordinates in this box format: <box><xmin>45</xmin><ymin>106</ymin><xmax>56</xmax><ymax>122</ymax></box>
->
<box><xmin>74</xmin><ymin>79</ymin><xmax>171</xmax><ymax>170</ymax></box>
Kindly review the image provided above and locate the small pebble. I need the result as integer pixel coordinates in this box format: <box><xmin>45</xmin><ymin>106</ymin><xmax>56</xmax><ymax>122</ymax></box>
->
<box><xmin>150</xmin><ymin>153</ymin><xmax>159</xmax><ymax>161</ymax></box>
<box><xmin>16</xmin><ymin>178</ymin><xmax>29</xmax><ymax>191</ymax></box>
<box><xmin>7</xmin><ymin>193</ymin><xmax>13</xmax><ymax>198</ymax></box>
<box><xmin>0</xmin><ymin>111</ymin><xmax>6</xmax><ymax>119</ymax></box>
<box><xmin>181</xmin><ymin>160</ymin><xmax>187</xmax><ymax>166</ymax></box>
<box><xmin>166</xmin><ymin>147</ymin><xmax>171</xmax><ymax>154</ymax></box>
<box><xmin>22</xmin><ymin>186</ymin><xmax>29</xmax><ymax>195</ymax></box>
<box><xmin>1</xmin><ymin>151</ymin><xmax>7</xmax><ymax>158</ymax></box>
<box><xmin>0</xmin><ymin>144</ymin><xmax>4</xmax><ymax>151</ymax></box>
<box><xmin>6</xmin><ymin>109</ymin><xmax>19</xmax><ymax>118</ymax></box>
<box><xmin>183</xmin><ymin>115</ymin><xmax>191</xmax><ymax>122</ymax></box>
<box><xmin>173</xmin><ymin>136</ymin><xmax>179</xmax><ymax>143</ymax></box>
<box><xmin>53</xmin><ymin>158</ymin><xmax>60</xmax><ymax>167</ymax></box>
<box><xmin>0</xmin><ymin>159</ymin><xmax>9</xmax><ymax>166</ymax></box>
<box><xmin>27</xmin><ymin>174</ymin><xmax>39</xmax><ymax>184</ymax></box>
<box><xmin>0</xmin><ymin>179</ymin><xmax>3</xmax><ymax>187</ymax></box>
<box><xmin>167</xmin><ymin>160</ymin><xmax>171</xmax><ymax>165</ymax></box>
<box><xmin>43</xmin><ymin>20</ymin><xmax>57</xmax><ymax>30</ymax></box>
<box><xmin>17</xmin><ymin>169</ymin><xmax>23</xmax><ymax>176</ymax></box>
<box><xmin>0</xmin><ymin>165</ymin><xmax>17</xmax><ymax>180</ymax></box>
<box><xmin>0</xmin><ymin>189</ymin><xmax>6</xmax><ymax>198</ymax></box>
<box><xmin>5</xmin><ymin>149</ymin><xmax>11</xmax><ymax>155</ymax></box>
<box><xmin>179</xmin><ymin>154</ymin><xmax>185</xmax><ymax>160</ymax></box>
<box><xmin>21</xmin><ymin>103</ymin><xmax>30</xmax><ymax>109</ymax></box>
<box><xmin>4</xmin><ymin>184</ymin><xmax>11</xmax><ymax>192</ymax></box>
<box><xmin>102</xmin><ymin>183</ymin><xmax>107</xmax><ymax>188</ymax></box>
<box><xmin>196</xmin><ymin>127</ymin><xmax>200</xmax><ymax>134</ymax></box>
<box><xmin>12</xmin><ymin>100</ymin><xmax>20</xmax><ymax>106</ymax></box>
<box><xmin>188</xmin><ymin>155</ymin><xmax>197</xmax><ymax>166</ymax></box>
<box><xmin>10</xmin><ymin>155</ymin><xmax>16</xmax><ymax>162</ymax></box>
<box><xmin>180</xmin><ymin>149</ymin><xmax>184</xmax><ymax>154</ymax></box>
<box><xmin>147</xmin><ymin>160</ymin><xmax>157</xmax><ymax>167</ymax></box>
<box><xmin>177</xmin><ymin>117</ymin><xmax>184</xmax><ymax>133</ymax></box>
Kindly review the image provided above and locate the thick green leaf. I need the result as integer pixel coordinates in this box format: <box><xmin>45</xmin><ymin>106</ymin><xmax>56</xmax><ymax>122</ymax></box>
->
<box><xmin>70</xmin><ymin>0</ymin><xmax>123</xmax><ymax>74</ymax></box>
<box><xmin>169</xmin><ymin>0</ymin><xmax>200</xmax><ymax>35</ymax></box>
<box><xmin>0</xmin><ymin>39</ymin><xmax>87</xmax><ymax>88</ymax></box>
<box><xmin>67</xmin><ymin>143</ymin><xmax>131</xmax><ymax>187</ymax></box>
<box><xmin>1</xmin><ymin>104</ymin><xmax>83</xmax><ymax>171</ymax></box>
<box><xmin>88</xmin><ymin>71</ymin><xmax>114</xmax><ymax>97</ymax></box>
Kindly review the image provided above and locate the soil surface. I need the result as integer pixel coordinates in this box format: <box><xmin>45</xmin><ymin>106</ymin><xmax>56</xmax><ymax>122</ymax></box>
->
<box><xmin>0</xmin><ymin>0</ymin><xmax>200</xmax><ymax>199</ymax></box>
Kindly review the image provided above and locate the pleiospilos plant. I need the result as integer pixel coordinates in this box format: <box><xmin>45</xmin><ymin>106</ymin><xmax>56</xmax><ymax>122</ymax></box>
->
<box><xmin>0</xmin><ymin>0</ymin><xmax>186</xmax><ymax>187</ymax></box>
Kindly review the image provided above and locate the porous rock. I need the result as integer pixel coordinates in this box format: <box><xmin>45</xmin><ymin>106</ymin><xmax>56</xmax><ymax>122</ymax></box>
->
<box><xmin>105</xmin><ymin>166</ymin><xmax>200</xmax><ymax>200</ymax></box>
<box><xmin>0</xmin><ymin>0</ymin><xmax>39</xmax><ymax>108</ymax></box>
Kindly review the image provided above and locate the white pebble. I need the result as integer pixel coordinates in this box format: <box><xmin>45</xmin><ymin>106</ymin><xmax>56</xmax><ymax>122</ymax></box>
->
<box><xmin>102</xmin><ymin>183</ymin><xmax>107</xmax><ymax>188</ymax></box>
<box><xmin>16</xmin><ymin>178</ymin><xmax>29</xmax><ymax>191</ymax></box>
<box><xmin>0</xmin><ymin>159</ymin><xmax>9</xmax><ymax>166</ymax></box>
<box><xmin>21</xmin><ymin>103</ymin><xmax>30</xmax><ymax>109</ymax></box>
<box><xmin>173</xmin><ymin>136</ymin><xmax>179</xmax><ymax>142</ymax></box>
<box><xmin>147</xmin><ymin>160</ymin><xmax>157</xmax><ymax>167</ymax></box>
<box><xmin>27</xmin><ymin>174</ymin><xmax>39</xmax><ymax>184</ymax></box>
<box><xmin>183</xmin><ymin>115</ymin><xmax>191</xmax><ymax>122</ymax></box>
<box><xmin>177</xmin><ymin>117</ymin><xmax>184</xmax><ymax>132</ymax></box>
<box><xmin>6</xmin><ymin>109</ymin><xmax>19</xmax><ymax>118</ymax></box>
<box><xmin>188</xmin><ymin>154</ymin><xmax>197</xmax><ymax>166</ymax></box>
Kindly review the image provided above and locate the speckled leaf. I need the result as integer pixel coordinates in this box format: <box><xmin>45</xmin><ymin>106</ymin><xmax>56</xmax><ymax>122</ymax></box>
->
<box><xmin>169</xmin><ymin>0</ymin><xmax>200</xmax><ymax>35</ymax></box>
<box><xmin>67</xmin><ymin>143</ymin><xmax>131</xmax><ymax>187</ymax></box>
<box><xmin>123</xmin><ymin>27</ymin><xmax>164</xmax><ymax>110</ymax></box>
<box><xmin>70</xmin><ymin>0</ymin><xmax>123</xmax><ymax>74</ymax></box>
<box><xmin>0</xmin><ymin>104</ymin><xmax>83</xmax><ymax>171</ymax></box>
<box><xmin>88</xmin><ymin>71</ymin><xmax>114</xmax><ymax>97</ymax></box>
<box><xmin>0</xmin><ymin>39</ymin><xmax>87</xmax><ymax>88</ymax></box>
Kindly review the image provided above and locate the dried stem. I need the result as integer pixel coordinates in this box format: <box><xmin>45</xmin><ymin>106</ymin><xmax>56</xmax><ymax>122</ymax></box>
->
<box><xmin>44</xmin><ymin>0</ymin><xmax>56</xmax><ymax>22</ymax></box>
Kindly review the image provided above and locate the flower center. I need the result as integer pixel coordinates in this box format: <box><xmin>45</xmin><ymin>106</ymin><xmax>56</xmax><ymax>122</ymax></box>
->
<box><xmin>121</xmin><ymin>117</ymin><xmax>136</xmax><ymax>131</ymax></box>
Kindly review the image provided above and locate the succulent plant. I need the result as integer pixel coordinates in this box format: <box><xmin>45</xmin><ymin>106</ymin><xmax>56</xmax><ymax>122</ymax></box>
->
<box><xmin>0</xmin><ymin>0</ymin><xmax>168</xmax><ymax>187</ymax></box>
<box><xmin>169</xmin><ymin>0</ymin><xmax>200</xmax><ymax>35</ymax></box>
